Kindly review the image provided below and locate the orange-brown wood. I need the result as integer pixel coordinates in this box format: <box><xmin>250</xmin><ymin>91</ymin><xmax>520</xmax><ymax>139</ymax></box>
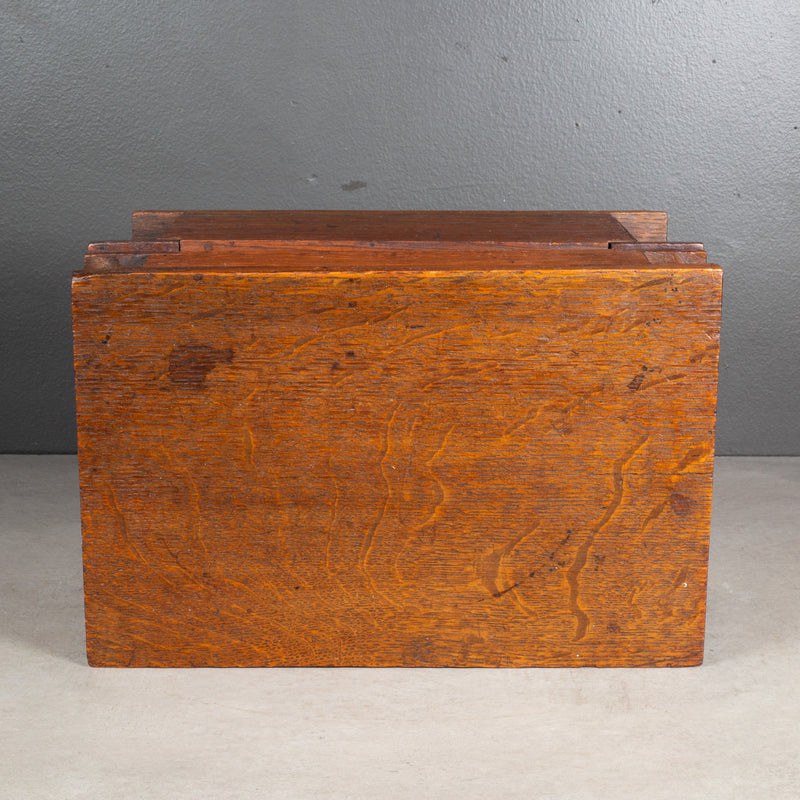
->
<box><xmin>73</xmin><ymin>211</ymin><xmax>721</xmax><ymax>667</ymax></box>
<box><xmin>81</xmin><ymin>244</ymin><xmax>696</xmax><ymax>274</ymax></box>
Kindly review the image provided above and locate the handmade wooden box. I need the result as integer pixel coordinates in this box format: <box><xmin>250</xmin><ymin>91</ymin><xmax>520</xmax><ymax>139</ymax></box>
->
<box><xmin>73</xmin><ymin>211</ymin><xmax>722</xmax><ymax>667</ymax></box>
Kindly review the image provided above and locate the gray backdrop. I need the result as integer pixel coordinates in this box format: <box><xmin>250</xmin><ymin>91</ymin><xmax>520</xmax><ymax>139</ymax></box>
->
<box><xmin>2</xmin><ymin>0</ymin><xmax>798</xmax><ymax>454</ymax></box>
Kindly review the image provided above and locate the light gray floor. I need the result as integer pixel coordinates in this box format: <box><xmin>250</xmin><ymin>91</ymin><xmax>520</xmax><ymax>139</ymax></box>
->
<box><xmin>1</xmin><ymin>456</ymin><xmax>798</xmax><ymax>799</ymax></box>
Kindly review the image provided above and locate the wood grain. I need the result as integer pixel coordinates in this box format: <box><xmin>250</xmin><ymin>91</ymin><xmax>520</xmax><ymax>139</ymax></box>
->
<box><xmin>610</xmin><ymin>211</ymin><xmax>668</xmax><ymax>242</ymax></box>
<box><xmin>81</xmin><ymin>244</ymin><xmax>694</xmax><ymax>274</ymax></box>
<box><xmin>610</xmin><ymin>242</ymin><xmax>704</xmax><ymax>252</ymax></box>
<box><xmin>73</xmin><ymin>261</ymin><xmax>722</xmax><ymax>668</ymax></box>
<box><xmin>131</xmin><ymin>210</ymin><xmax>640</xmax><ymax>245</ymax></box>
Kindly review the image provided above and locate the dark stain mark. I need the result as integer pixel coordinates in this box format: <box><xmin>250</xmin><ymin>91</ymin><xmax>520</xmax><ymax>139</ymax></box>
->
<box><xmin>345</xmin><ymin>350</ymin><xmax>356</xmax><ymax>358</ymax></box>
<box><xmin>592</xmin><ymin>552</ymin><xmax>606</xmax><ymax>572</ymax></box>
<box><xmin>294</xmin><ymin>585</ymin><xmax>301</xmax><ymax>590</ymax></box>
<box><xmin>633</xmin><ymin>372</ymin><xmax>686</xmax><ymax>392</ymax></box>
<box><xmin>676</xmin><ymin>445</ymin><xmax>707</xmax><ymax>472</ymax></box>
<box><xmin>628</xmin><ymin>371</ymin><xmax>647</xmax><ymax>390</ymax></box>
<box><xmin>409</xmin><ymin>637</ymin><xmax>435</xmax><ymax>664</ymax></box>
<box><xmin>670</xmin><ymin>567</ymin><xmax>690</xmax><ymax>593</ymax></box>
<box><xmin>331</xmin><ymin>361</ymin><xmax>341</xmax><ymax>371</ymax></box>
<box><xmin>607</xmin><ymin>623</ymin><xmax>621</xmax><ymax>633</ymax></box>
<box><xmin>101</xmin><ymin>333</ymin><xmax>111</xmax><ymax>345</ymax></box>
<box><xmin>341</xmin><ymin>180</ymin><xmax>367</xmax><ymax>192</ymax></box>
<box><xmin>491</xmin><ymin>569</ymin><xmax>538</xmax><ymax>598</ymax></box>
<box><xmin>167</xmin><ymin>344</ymin><xmax>233</xmax><ymax>388</ymax></box>
<box><xmin>633</xmin><ymin>276</ymin><xmax>670</xmax><ymax>291</ymax></box>
<box><xmin>193</xmin><ymin>274</ymin><xmax>204</xmax><ymax>282</ymax></box>
<box><xmin>669</xmin><ymin>492</ymin><xmax>693</xmax><ymax>515</ymax></box>
<box><xmin>348</xmin><ymin>301</ymin><xmax>358</xmax><ymax>307</ymax></box>
<box><xmin>408</xmin><ymin>324</ymin><xmax>424</xmax><ymax>329</ymax></box>
<box><xmin>500</xmin><ymin>55</ymin><xmax>508</xmax><ymax>62</ymax></box>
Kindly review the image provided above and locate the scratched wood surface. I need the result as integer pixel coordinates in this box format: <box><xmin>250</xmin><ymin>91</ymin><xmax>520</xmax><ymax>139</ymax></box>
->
<box><xmin>73</xmin><ymin>263</ymin><xmax>722</xmax><ymax>667</ymax></box>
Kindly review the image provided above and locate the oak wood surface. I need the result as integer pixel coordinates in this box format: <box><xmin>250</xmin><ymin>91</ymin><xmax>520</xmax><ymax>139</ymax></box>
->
<box><xmin>73</xmin><ymin>263</ymin><xmax>722</xmax><ymax>668</ymax></box>
<box><xmin>131</xmin><ymin>210</ymin><xmax>641</xmax><ymax>245</ymax></box>
<box><xmin>80</xmin><ymin>244</ymin><xmax>705</xmax><ymax>274</ymax></box>
<box><xmin>610</xmin><ymin>242</ymin><xmax>704</xmax><ymax>252</ymax></box>
<box><xmin>609</xmin><ymin>211</ymin><xmax>668</xmax><ymax>242</ymax></box>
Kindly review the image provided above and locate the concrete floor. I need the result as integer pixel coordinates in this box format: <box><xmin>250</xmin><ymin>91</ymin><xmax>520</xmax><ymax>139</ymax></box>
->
<box><xmin>1</xmin><ymin>456</ymin><xmax>798</xmax><ymax>799</ymax></box>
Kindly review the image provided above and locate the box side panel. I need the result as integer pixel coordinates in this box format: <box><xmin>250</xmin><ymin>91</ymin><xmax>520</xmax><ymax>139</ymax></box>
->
<box><xmin>73</xmin><ymin>268</ymin><xmax>721</xmax><ymax>667</ymax></box>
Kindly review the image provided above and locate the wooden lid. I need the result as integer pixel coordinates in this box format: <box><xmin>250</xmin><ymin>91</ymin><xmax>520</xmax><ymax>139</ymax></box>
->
<box><xmin>131</xmin><ymin>210</ymin><xmax>664</xmax><ymax>245</ymax></box>
<box><xmin>79</xmin><ymin>211</ymin><xmax>713</xmax><ymax>274</ymax></box>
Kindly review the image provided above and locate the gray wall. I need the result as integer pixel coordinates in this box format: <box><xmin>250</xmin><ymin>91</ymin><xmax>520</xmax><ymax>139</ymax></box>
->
<box><xmin>2</xmin><ymin>0</ymin><xmax>798</xmax><ymax>454</ymax></box>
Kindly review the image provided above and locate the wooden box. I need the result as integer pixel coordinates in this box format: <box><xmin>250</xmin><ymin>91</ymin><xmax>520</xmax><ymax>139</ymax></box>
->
<box><xmin>73</xmin><ymin>211</ymin><xmax>722</xmax><ymax>667</ymax></box>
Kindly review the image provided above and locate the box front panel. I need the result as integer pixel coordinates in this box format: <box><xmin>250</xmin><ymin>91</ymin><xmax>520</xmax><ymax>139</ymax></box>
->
<box><xmin>73</xmin><ymin>268</ymin><xmax>721</xmax><ymax>666</ymax></box>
